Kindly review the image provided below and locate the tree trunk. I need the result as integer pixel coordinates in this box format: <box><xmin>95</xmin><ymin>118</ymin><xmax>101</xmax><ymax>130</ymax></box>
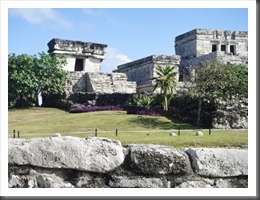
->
<box><xmin>35</xmin><ymin>91</ymin><xmax>39</xmax><ymax>107</ymax></box>
<box><xmin>164</xmin><ymin>95</ymin><xmax>168</xmax><ymax>111</ymax></box>
<box><xmin>196</xmin><ymin>99</ymin><xmax>202</xmax><ymax>127</ymax></box>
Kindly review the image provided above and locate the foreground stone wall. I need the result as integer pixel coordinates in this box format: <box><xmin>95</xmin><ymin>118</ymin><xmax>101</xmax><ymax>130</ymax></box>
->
<box><xmin>9</xmin><ymin>137</ymin><xmax>248</xmax><ymax>188</ymax></box>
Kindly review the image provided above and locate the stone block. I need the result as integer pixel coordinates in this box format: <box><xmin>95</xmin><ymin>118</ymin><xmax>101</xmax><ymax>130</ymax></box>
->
<box><xmin>125</xmin><ymin>144</ymin><xmax>193</xmax><ymax>175</ymax></box>
<box><xmin>9</xmin><ymin>137</ymin><xmax>125</xmax><ymax>173</ymax></box>
<box><xmin>185</xmin><ymin>148</ymin><xmax>248</xmax><ymax>177</ymax></box>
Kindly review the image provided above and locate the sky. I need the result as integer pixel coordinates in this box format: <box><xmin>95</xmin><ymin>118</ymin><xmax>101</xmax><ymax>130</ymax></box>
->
<box><xmin>8</xmin><ymin>8</ymin><xmax>248</xmax><ymax>73</ymax></box>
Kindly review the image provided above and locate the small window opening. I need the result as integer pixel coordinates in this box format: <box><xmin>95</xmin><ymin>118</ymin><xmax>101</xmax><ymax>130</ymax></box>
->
<box><xmin>230</xmin><ymin>45</ymin><xmax>235</xmax><ymax>55</ymax></box>
<box><xmin>75</xmin><ymin>58</ymin><xmax>84</xmax><ymax>71</ymax></box>
<box><xmin>221</xmin><ymin>45</ymin><xmax>226</xmax><ymax>52</ymax></box>
<box><xmin>212</xmin><ymin>45</ymin><xmax>217</xmax><ymax>52</ymax></box>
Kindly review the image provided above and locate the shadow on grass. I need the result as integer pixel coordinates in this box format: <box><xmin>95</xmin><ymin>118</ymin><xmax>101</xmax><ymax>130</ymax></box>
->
<box><xmin>128</xmin><ymin>117</ymin><xmax>196</xmax><ymax>130</ymax></box>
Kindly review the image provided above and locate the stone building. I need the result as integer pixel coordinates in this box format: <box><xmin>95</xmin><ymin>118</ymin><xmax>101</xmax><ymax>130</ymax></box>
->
<box><xmin>175</xmin><ymin>28</ymin><xmax>248</xmax><ymax>68</ymax></box>
<box><xmin>47</xmin><ymin>38</ymin><xmax>136</xmax><ymax>95</ymax></box>
<box><xmin>117</xmin><ymin>28</ymin><xmax>248</xmax><ymax>91</ymax></box>
<box><xmin>118</xmin><ymin>55</ymin><xmax>180</xmax><ymax>93</ymax></box>
<box><xmin>48</xmin><ymin>38</ymin><xmax>107</xmax><ymax>72</ymax></box>
<box><xmin>115</xmin><ymin>28</ymin><xmax>248</xmax><ymax>129</ymax></box>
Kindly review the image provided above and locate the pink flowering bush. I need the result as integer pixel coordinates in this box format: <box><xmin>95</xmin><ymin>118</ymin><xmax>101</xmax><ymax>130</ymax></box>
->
<box><xmin>69</xmin><ymin>105</ymin><xmax>122</xmax><ymax>113</ymax></box>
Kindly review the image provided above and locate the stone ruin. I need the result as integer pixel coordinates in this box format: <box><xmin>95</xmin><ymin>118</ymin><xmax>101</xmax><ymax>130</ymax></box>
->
<box><xmin>48</xmin><ymin>38</ymin><xmax>107</xmax><ymax>72</ymax></box>
<box><xmin>118</xmin><ymin>55</ymin><xmax>180</xmax><ymax>93</ymax></box>
<box><xmin>47</xmin><ymin>38</ymin><xmax>136</xmax><ymax>96</ymax></box>
<box><xmin>46</xmin><ymin>28</ymin><xmax>248</xmax><ymax>129</ymax></box>
<box><xmin>116</xmin><ymin>28</ymin><xmax>248</xmax><ymax>129</ymax></box>
<box><xmin>48</xmin><ymin>28</ymin><xmax>248</xmax><ymax>96</ymax></box>
<box><xmin>118</xmin><ymin>28</ymin><xmax>248</xmax><ymax>89</ymax></box>
<box><xmin>175</xmin><ymin>28</ymin><xmax>248</xmax><ymax>69</ymax></box>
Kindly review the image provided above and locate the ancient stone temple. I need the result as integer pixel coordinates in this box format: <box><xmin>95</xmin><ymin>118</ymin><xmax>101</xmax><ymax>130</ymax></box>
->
<box><xmin>48</xmin><ymin>38</ymin><xmax>107</xmax><ymax>72</ymax></box>
<box><xmin>115</xmin><ymin>29</ymin><xmax>248</xmax><ymax>129</ymax></box>
<box><xmin>117</xmin><ymin>28</ymin><xmax>248</xmax><ymax>92</ymax></box>
<box><xmin>47</xmin><ymin>38</ymin><xmax>136</xmax><ymax>95</ymax></box>
<box><xmin>118</xmin><ymin>55</ymin><xmax>180</xmax><ymax>93</ymax></box>
<box><xmin>175</xmin><ymin>28</ymin><xmax>248</xmax><ymax>67</ymax></box>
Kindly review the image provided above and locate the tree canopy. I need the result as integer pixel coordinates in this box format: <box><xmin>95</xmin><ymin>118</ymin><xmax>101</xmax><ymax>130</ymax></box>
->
<box><xmin>186</xmin><ymin>61</ymin><xmax>248</xmax><ymax>101</ymax></box>
<box><xmin>8</xmin><ymin>52</ymin><xmax>69</xmax><ymax>108</ymax></box>
<box><xmin>183</xmin><ymin>61</ymin><xmax>248</xmax><ymax>126</ymax></box>
<box><xmin>152</xmin><ymin>65</ymin><xmax>178</xmax><ymax>111</ymax></box>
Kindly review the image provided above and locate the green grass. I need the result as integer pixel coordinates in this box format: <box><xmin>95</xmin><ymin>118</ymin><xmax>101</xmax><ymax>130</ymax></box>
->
<box><xmin>8</xmin><ymin>107</ymin><xmax>248</xmax><ymax>149</ymax></box>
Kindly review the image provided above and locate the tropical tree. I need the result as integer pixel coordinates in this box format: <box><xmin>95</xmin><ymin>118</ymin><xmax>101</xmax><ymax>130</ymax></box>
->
<box><xmin>152</xmin><ymin>65</ymin><xmax>178</xmax><ymax>111</ymax></box>
<box><xmin>8</xmin><ymin>52</ymin><xmax>69</xmax><ymax>108</ymax></box>
<box><xmin>183</xmin><ymin>61</ymin><xmax>248</xmax><ymax>127</ymax></box>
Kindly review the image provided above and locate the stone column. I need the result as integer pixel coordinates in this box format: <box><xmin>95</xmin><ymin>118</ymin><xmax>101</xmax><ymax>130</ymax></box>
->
<box><xmin>226</xmin><ymin>44</ymin><xmax>230</xmax><ymax>54</ymax></box>
<box><xmin>217</xmin><ymin>43</ymin><xmax>221</xmax><ymax>52</ymax></box>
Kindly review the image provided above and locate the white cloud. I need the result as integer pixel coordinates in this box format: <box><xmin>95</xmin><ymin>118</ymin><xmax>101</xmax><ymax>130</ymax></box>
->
<box><xmin>83</xmin><ymin>8</ymin><xmax>105</xmax><ymax>17</ymax></box>
<box><xmin>82</xmin><ymin>8</ymin><xmax>120</xmax><ymax>27</ymax></box>
<box><xmin>9</xmin><ymin>8</ymin><xmax>72</xmax><ymax>29</ymax></box>
<box><xmin>101</xmin><ymin>48</ymin><xmax>131</xmax><ymax>73</ymax></box>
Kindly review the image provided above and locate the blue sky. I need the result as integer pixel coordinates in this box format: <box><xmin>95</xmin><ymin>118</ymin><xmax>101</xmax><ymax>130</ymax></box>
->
<box><xmin>8</xmin><ymin>8</ymin><xmax>248</xmax><ymax>72</ymax></box>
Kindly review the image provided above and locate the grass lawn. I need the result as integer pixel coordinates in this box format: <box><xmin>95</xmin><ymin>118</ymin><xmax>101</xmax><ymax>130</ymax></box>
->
<box><xmin>8</xmin><ymin>107</ymin><xmax>248</xmax><ymax>149</ymax></box>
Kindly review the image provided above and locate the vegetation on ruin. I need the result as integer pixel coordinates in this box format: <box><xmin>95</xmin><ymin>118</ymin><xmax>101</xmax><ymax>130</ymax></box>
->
<box><xmin>8</xmin><ymin>52</ymin><xmax>69</xmax><ymax>108</ymax></box>
<box><xmin>182</xmin><ymin>61</ymin><xmax>248</xmax><ymax>127</ymax></box>
<box><xmin>8</xmin><ymin>107</ymin><xmax>248</xmax><ymax>149</ymax></box>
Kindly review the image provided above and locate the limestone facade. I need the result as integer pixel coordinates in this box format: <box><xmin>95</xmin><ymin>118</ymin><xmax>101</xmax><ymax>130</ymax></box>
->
<box><xmin>48</xmin><ymin>38</ymin><xmax>107</xmax><ymax>72</ymax></box>
<box><xmin>175</xmin><ymin>29</ymin><xmax>248</xmax><ymax>67</ymax></box>
<box><xmin>117</xmin><ymin>55</ymin><xmax>180</xmax><ymax>93</ymax></box>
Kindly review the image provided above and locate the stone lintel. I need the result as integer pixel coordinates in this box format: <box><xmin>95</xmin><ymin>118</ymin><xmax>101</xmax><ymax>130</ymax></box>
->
<box><xmin>175</xmin><ymin>28</ymin><xmax>248</xmax><ymax>43</ymax></box>
<box><xmin>49</xmin><ymin>50</ymin><xmax>105</xmax><ymax>60</ymax></box>
<box><xmin>47</xmin><ymin>38</ymin><xmax>107</xmax><ymax>57</ymax></box>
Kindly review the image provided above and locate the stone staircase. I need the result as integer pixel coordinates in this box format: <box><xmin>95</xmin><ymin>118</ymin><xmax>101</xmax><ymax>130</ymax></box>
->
<box><xmin>86</xmin><ymin>72</ymin><xmax>114</xmax><ymax>93</ymax></box>
<box><xmin>86</xmin><ymin>72</ymin><xmax>136</xmax><ymax>94</ymax></box>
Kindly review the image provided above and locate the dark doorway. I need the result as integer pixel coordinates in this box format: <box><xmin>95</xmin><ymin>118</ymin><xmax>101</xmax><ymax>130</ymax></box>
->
<box><xmin>221</xmin><ymin>45</ymin><xmax>226</xmax><ymax>52</ymax></box>
<box><xmin>75</xmin><ymin>58</ymin><xmax>84</xmax><ymax>71</ymax></box>
<box><xmin>230</xmin><ymin>45</ymin><xmax>235</xmax><ymax>55</ymax></box>
<box><xmin>212</xmin><ymin>44</ymin><xmax>217</xmax><ymax>52</ymax></box>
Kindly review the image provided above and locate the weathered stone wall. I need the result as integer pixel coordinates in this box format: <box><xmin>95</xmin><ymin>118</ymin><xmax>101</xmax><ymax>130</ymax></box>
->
<box><xmin>86</xmin><ymin>73</ymin><xmax>137</xmax><ymax>94</ymax></box>
<box><xmin>179</xmin><ymin>51</ymin><xmax>248</xmax><ymax>68</ymax></box>
<box><xmin>43</xmin><ymin>92</ymin><xmax>134</xmax><ymax>109</ymax></box>
<box><xmin>211</xmin><ymin>98</ymin><xmax>248</xmax><ymax>129</ymax></box>
<box><xmin>66</xmin><ymin>72</ymin><xmax>136</xmax><ymax>96</ymax></box>
<box><xmin>175</xmin><ymin>29</ymin><xmax>248</xmax><ymax>57</ymax></box>
<box><xmin>169</xmin><ymin>95</ymin><xmax>248</xmax><ymax>129</ymax></box>
<box><xmin>68</xmin><ymin>71</ymin><xmax>89</xmax><ymax>93</ymax></box>
<box><xmin>118</xmin><ymin>55</ymin><xmax>180</xmax><ymax>93</ymax></box>
<box><xmin>9</xmin><ymin>137</ymin><xmax>248</xmax><ymax>188</ymax></box>
<box><xmin>70</xmin><ymin>93</ymin><xmax>134</xmax><ymax>107</ymax></box>
<box><xmin>175</xmin><ymin>29</ymin><xmax>248</xmax><ymax>67</ymax></box>
<box><xmin>175</xmin><ymin>29</ymin><xmax>198</xmax><ymax>59</ymax></box>
<box><xmin>48</xmin><ymin>38</ymin><xmax>107</xmax><ymax>72</ymax></box>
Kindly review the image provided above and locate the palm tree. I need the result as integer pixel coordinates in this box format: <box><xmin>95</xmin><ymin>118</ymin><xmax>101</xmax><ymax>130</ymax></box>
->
<box><xmin>152</xmin><ymin>65</ymin><xmax>177</xmax><ymax>111</ymax></box>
